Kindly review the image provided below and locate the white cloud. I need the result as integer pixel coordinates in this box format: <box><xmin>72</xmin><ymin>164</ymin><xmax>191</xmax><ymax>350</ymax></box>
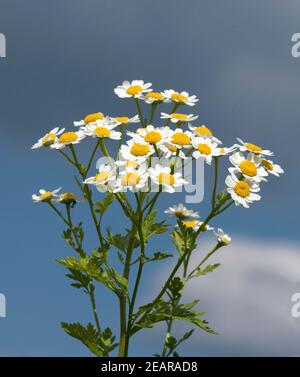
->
<box><xmin>180</xmin><ymin>238</ymin><xmax>300</xmax><ymax>355</ymax></box>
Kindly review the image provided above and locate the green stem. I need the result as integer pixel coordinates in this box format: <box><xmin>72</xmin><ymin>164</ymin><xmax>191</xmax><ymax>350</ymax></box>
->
<box><xmin>65</xmin><ymin>203</ymin><xmax>85</xmax><ymax>257</ymax></box>
<box><xmin>134</xmin><ymin>98</ymin><xmax>145</xmax><ymax>127</ymax></box>
<box><xmin>86</xmin><ymin>139</ymin><xmax>100</xmax><ymax>174</ymax></box>
<box><xmin>150</xmin><ymin>103</ymin><xmax>157</xmax><ymax>124</ymax></box>
<box><xmin>212</xmin><ymin>157</ymin><xmax>219</xmax><ymax>209</ymax></box>
<box><xmin>88</xmin><ymin>283</ymin><xmax>102</xmax><ymax>333</ymax></box>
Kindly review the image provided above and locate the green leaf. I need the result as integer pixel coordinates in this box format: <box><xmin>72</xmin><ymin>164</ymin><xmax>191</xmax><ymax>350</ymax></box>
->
<box><xmin>142</xmin><ymin>211</ymin><xmax>170</xmax><ymax>241</ymax></box>
<box><xmin>165</xmin><ymin>335</ymin><xmax>177</xmax><ymax>350</ymax></box>
<box><xmin>131</xmin><ymin>299</ymin><xmax>216</xmax><ymax>335</ymax></box>
<box><xmin>95</xmin><ymin>193</ymin><xmax>114</xmax><ymax>216</ymax></box>
<box><xmin>61</xmin><ymin>322</ymin><xmax>117</xmax><ymax>356</ymax></box>
<box><xmin>168</xmin><ymin>277</ymin><xmax>184</xmax><ymax>300</ymax></box>
<box><xmin>194</xmin><ymin>263</ymin><xmax>220</xmax><ymax>277</ymax></box>
<box><xmin>107</xmin><ymin>230</ymin><xmax>140</xmax><ymax>252</ymax></box>
<box><xmin>144</xmin><ymin>251</ymin><xmax>173</xmax><ymax>263</ymax></box>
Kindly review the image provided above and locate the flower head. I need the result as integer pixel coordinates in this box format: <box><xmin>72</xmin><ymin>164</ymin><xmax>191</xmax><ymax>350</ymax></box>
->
<box><xmin>50</xmin><ymin>131</ymin><xmax>86</xmax><ymax>149</ymax></box>
<box><xmin>31</xmin><ymin>127</ymin><xmax>65</xmax><ymax>149</ymax></box>
<box><xmin>169</xmin><ymin>129</ymin><xmax>193</xmax><ymax>149</ymax></box>
<box><xmin>163</xmin><ymin>90</ymin><xmax>198</xmax><ymax>106</ymax></box>
<box><xmin>214</xmin><ymin>228</ymin><xmax>231</xmax><ymax>245</ymax></box>
<box><xmin>32</xmin><ymin>187</ymin><xmax>61</xmax><ymax>203</ymax></box>
<box><xmin>165</xmin><ymin>204</ymin><xmax>199</xmax><ymax>219</ymax></box>
<box><xmin>182</xmin><ymin>219</ymin><xmax>213</xmax><ymax>231</ymax></box>
<box><xmin>59</xmin><ymin>192</ymin><xmax>78</xmax><ymax>204</ymax></box>
<box><xmin>142</xmin><ymin>91</ymin><xmax>166</xmax><ymax>104</ymax></box>
<box><xmin>127</xmin><ymin>125</ymin><xmax>171</xmax><ymax>146</ymax></box>
<box><xmin>84</xmin><ymin>165</ymin><xmax>115</xmax><ymax>188</ymax></box>
<box><xmin>114</xmin><ymin>80</ymin><xmax>152</xmax><ymax>98</ymax></box>
<box><xmin>191</xmin><ymin>137</ymin><xmax>219</xmax><ymax>164</ymax></box>
<box><xmin>111</xmin><ymin>115</ymin><xmax>140</xmax><ymax>125</ymax></box>
<box><xmin>235</xmin><ymin>138</ymin><xmax>273</xmax><ymax>156</ymax></box>
<box><xmin>114</xmin><ymin>166</ymin><xmax>148</xmax><ymax>193</ymax></box>
<box><xmin>189</xmin><ymin>124</ymin><xmax>222</xmax><ymax>144</ymax></box>
<box><xmin>161</xmin><ymin>112</ymin><xmax>198</xmax><ymax>124</ymax></box>
<box><xmin>74</xmin><ymin>112</ymin><xmax>104</xmax><ymax>127</ymax></box>
<box><xmin>83</xmin><ymin>122</ymin><xmax>121</xmax><ymax>140</ymax></box>
<box><xmin>226</xmin><ymin>173</ymin><xmax>261</xmax><ymax>208</ymax></box>
<box><xmin>120</xmin><ymin>139</ymin><xmax>155</xmax><ymax>162</ymax></box>
<box><xmin>229</xmin><ymin>152</ymin><xmax>268</xmax><ymax>183</ymax></box>
<box><xmin>261</xmin><ymin>159</ymin><xmax>284</xmax><ymax>177</ymax></box>
<box><xmin>149</xmin><ymin>165</ymin><xmax>187</xmax><ymax>193</ymax></box>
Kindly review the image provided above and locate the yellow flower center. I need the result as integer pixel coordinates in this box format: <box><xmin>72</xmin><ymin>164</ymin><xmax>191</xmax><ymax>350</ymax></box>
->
<box><xmin>198</xmin><ymin>143</ymin><xmax>211</xmax><ymax>155</ymax></box>
<box><xmin>42</xmin><ymin>133</ymin><xmax>56</xmax><ymax>146</ymax></box>
<box><xmin>126</xmin><ymin>85</ymin><xmax>142</xmax><ymax>95</ymax></box>
<box><xmin>158</xmin><ymin>173</ymin><xmax>175</xmax><ymax>185</ymax></box>
<box><xmin>95</xmin><ymin>127</ymin><xmax>111</xmax><ymax>138</ymax></box>
<box><xmin>145</xmin><ymin>92</ymin><xmax>164</xmax><ymax>101</ymax></box>
<box><xmin>172</xmin><ymin>133</ymin><xmax>190</xmax><ymax>146</ymax></box>
<box><xmin>262</xmin><ymin>159</ymin><xmax>273</xmax><ymax>170</ymax></box>
<box><xmin>121</xmin><ymin>172</ymin><xmax>141</xmax><ymax>186</ymax></box>
<box><xmin>84</xmin><ymin>113</ymin><xmax>104</xmax><ymax>124</ymax></box>
<box><xmin>130</xmin><ymin>143</ymin><xmax>150</xmax><ymax>156</ymax></box>
<box><xmin>245</xmin><ymin>143</ymin><xmax>262</xmax><ymax>152</ymax></box>
<box><xmin>167</xmin><ymin>144</ymin><xmax>178</xmax><ymax>153</ymax></box>
<box><xmin>183</xmin><ymin>220</ymin><xmax>198</xmax><ymax>228</ymax></box>
<box><xmin>115</xmin><ymin>117</ymin><xmax>129</xmax><ymax>123</ymax></box>
<box><xmin>195</xmin><ymin>125</ymin><xmax>212</xmax><ymax>137</ymax></box>
<box><xmin>144</xmin><ymin>131</ymin><xmax>162</xmax><ymax>144</ymax></box>
<box><xmin>60</xmin><ymin>193</ymin><xmax>76</xmax><ymax>203</ymax></box>
<box><xmin>239</xmin><ymin>160</ymin><xmax>257</xmax><ymax>177</ymax></box>
<box><xmin>125</xmin><ymin>160</ymin><xmax>138</xmax><ymax>168</ymax></box>
<box><xmin>40</xmin><ymin>192</ymin><xmax>53</xmax><ymax>201</ymax></box>
<box><xmin>59</xmin><ymin>132</ymin><xmax>78</xmax><ymax>143</ymax></box>
<box><xmin>171</xmin><ymin>113</ymin><xmax>188</xmax><ymax>121</ymax></box>
<box><xmin>94</xmin><ymin>171</ymin><xmax>110</xmax><ymax>183</ymax></box>
<box><xmin>171</xmin><ymin>93</ymin><xmax>188</xmax><ymax>102</ymax></box>
<box><xmin>234</xmin><ymin>181</ymin><xmax>250</xmax><ymax>198</ymax></box>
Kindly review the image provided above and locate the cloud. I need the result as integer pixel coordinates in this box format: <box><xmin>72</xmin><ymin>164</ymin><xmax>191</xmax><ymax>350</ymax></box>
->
<box><xmin>179</xmin><ymin>238</ymin><xmax>300</xmax><ymax>355</ymax></box>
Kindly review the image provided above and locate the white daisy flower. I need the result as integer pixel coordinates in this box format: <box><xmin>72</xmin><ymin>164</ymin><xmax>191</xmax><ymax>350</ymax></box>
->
<box><xmin>214</xmin><ymin>145</ymin><xmax>237</xmax><ymax>156</ymax></box>
<box><xmin>149</xmin><ymin>165</ymin><xmax>188</xmax><ymax>193</ymax></box>
<box><xmin>225</xmin><ymin>173</ymin><xmax>261</xmax><ymax>208</ymax></box>
<box><xmin>142</xmin><ymin>91</ymin><xmax>166</xmax><ymax>104</ymax></box>
<box><xmin>84</xmin><ymin>165</ymin><xmax>115</xmax><ymax>187</ymax></box>
<box><xmin>165</xmin><ymin>204</ymin><xmax>199</xmax><ymax>219</ymax></box>
<box><xmin>74</xmin><ymin>112</ymin><xmax>104</xmax><ymax>127</ymax></box>
<box><xmin>163</xmin><ymin>90</ymin><xmax>199</xmax><ymax>106</ymax></box>
<box><xmin>32</xmin><ymin>187</ymin><xmax>61</xmax><ymax>203</ymax></box>
<box><xmin>127</xmin><ymin>125</ymin><xmax>171</xmax><ymax>146</ymax></box>
<box><xmin>169</xmin><ymin>129</ymin><xmax>193</xmax><ymax>150</ymax></box>
<box><xmin>159</xmin><ymin>143</ymin><xmax>186</xmax><ymax>159</ymax></box>
<box><xmin>111</xmin><ymin>115</ymin><xmax>140</xmax><ymax>125</ymax></box>
<box><xmin>161</xmin><ymin>112</ymin><xmax>198</xmax><ymax>124</ymax></box>
<box><xmin>229</xmin><ymin>152</ymin><xmax>268</xmax><ymax>183</ymax></box>
<box><xmin>31</xmin><ymin>127</ymin><xmax>65</xmax><ymax>149</ymax></box>
<box><xmin>188</xmin><ymin>124</ymin><xmax>222</xmax><ymax>144</ymax></box>
<box><xmin>120</xmin><ymin>139</ymin><xmax>155</xmax><ymax>162</ymax></box>
<box><xmin>261</xmin><ymin>159</ymin><xmax>284</xmax><ymax>177</ymax></box>
<box><xmin>114</xmin><ymin>80</ymin><xmax>152</xmax><ymax>98</ymax></box>
<box><xmin>214</xmin><ymin>228</ymin><xmax>231</xmax><ymax>245</ymax></box>
<box><xmin>83</xmin><ymin>122</ymin><xmax>121</xmax><ymax>140</ymax></box>
<box><xmin>114</xmin><ymin>166</ymin><xmax>148</xmax><ymax>193</ymax></box>
<box><xmin>182</xmin><ymin>220</ymin><xmax>213</xmax><ymax>231</ymax></box>
<box><xmin>115</xmin><ymin>159</ymin><xmax>140</xmax><ymax>169</ymax></box>
<box><xmin>50</xmin><ymin>131</ymin><xmax>86</xmax><ymax>149</ymax></box>
<box><xmin>191</xmin><ymin>137</ymin><xmax>219</xmax><ymax>164</ymax></box>
<box><xmin>235</xmin><ymin>138</ymin><xmax>273</xmax><ymax>156</ymax></box>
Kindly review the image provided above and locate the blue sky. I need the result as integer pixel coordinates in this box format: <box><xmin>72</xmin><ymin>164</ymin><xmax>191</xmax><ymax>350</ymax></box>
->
<box><xmin>0</xmin><ymin>0</ymin><xmax>299</xmax><ymax>356</ymax></box>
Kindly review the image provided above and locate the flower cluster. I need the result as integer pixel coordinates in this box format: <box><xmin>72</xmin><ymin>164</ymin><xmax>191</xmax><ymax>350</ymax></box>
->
<box><xmin>32</xmin><ymin>79</ymin><xmax>283</xmax><ymax>208</ymax></box>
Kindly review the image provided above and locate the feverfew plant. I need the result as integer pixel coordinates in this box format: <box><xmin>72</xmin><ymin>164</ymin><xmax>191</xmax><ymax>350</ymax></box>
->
<box><xmin>31</xmin><ymin>80</ymin><xmax>283</xmax><ymax>357</ymax></box>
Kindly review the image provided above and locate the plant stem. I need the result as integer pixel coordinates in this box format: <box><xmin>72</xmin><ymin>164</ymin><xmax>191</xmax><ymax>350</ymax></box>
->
<box><xmin>134</xmin><ymin>98</ymin><xmax>145</xmax><ymax>127</ymax></box>
<box><xmin>212</xmin><ymin>157</ymin><xmax>219</xmax><ymax>209</ymax></box>
<box><xmin>88</xmin><ymin>283</ymin><xmax>102</xmax><ymax>333</ymax></box>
